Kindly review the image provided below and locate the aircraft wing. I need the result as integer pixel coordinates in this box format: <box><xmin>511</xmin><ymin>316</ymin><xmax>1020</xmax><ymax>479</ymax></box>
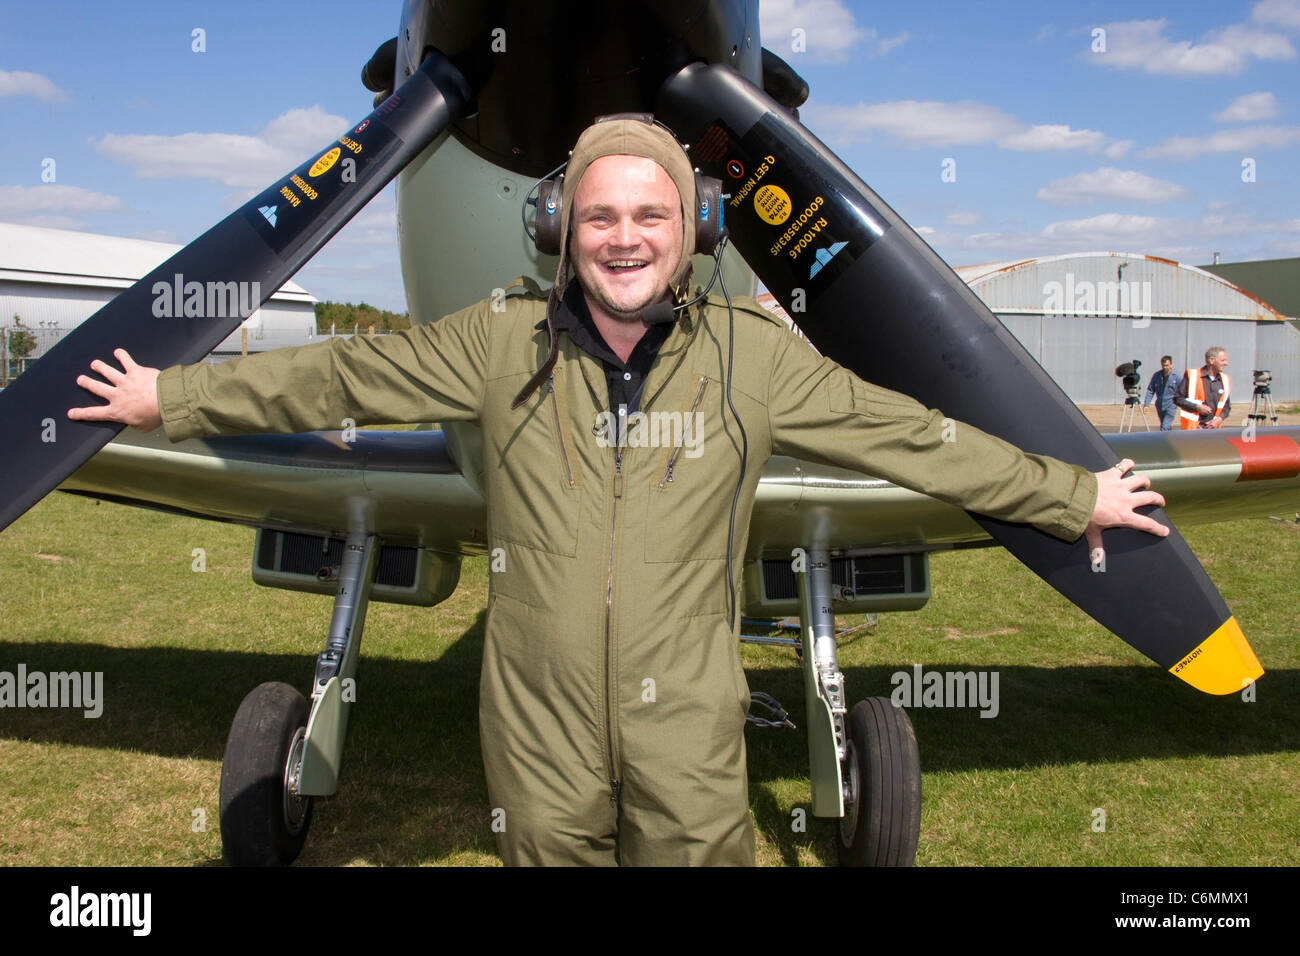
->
<box><xmin>59</xmin><ymin>425</ymin><xmax>1300</xmax><ymax>560</ymax></box>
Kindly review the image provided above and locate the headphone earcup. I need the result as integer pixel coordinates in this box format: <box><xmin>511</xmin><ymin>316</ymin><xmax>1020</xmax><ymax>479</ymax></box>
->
<box><xmin>534</xmin><ymin>176</ymin><xmax>564</xmax><ymax>256</ymax></box>
<box><xmin>693</xmin><ymin>172</ymin><xmax>724</xmax><ymax>256</ymax></box>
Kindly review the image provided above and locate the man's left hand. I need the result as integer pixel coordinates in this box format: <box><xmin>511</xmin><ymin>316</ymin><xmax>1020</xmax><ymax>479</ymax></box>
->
<box><xmin>1084</xmin><ymin>458</ymin><xmax>1168</xmax><ymax>565</ymax></box>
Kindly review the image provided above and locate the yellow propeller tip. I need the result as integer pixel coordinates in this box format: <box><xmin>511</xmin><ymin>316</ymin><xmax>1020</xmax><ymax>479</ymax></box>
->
<box><xmin>1169</xmin><ymin>616</ymin><xmax>1264</xmax><ymax>696</ymax></box>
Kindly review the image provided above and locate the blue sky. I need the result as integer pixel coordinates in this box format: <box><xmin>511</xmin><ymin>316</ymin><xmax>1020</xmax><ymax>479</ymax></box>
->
<box><xmin>1</xmin><ymin>0</ymin><xmax>1297</xmax><ymax>313</ymax></box>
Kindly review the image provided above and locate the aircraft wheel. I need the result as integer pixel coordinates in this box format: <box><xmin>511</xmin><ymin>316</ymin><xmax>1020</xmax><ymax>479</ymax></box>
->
<box><xmin>837</xmin><ymin>697</ymin><xmax>920</xmax><ymax>866</ymax></box>
<box><xmin>219</xmin><ymin>682</ymin><xmax>313</xmax><ymax>866</ymax></box>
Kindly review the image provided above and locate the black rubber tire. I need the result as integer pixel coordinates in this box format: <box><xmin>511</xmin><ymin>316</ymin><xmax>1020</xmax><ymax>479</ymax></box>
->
<box><xmin>837</xmin><ymin>697</ymin><xmax>921</xmax><ymax>866</ymax></box>
<box><xmin>219</xmin><ymin>682</ymin><xmax>313</xmax><ymax>866</ymax></box>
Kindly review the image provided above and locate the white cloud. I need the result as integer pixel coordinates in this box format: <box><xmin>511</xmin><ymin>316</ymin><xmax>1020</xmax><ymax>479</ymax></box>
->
<box><xmin>1209</xmin><ymin>24</ymin><xmax>1296</xmax><ymax>63</ymax></box>
<box><xmin>1087</xmin><ymin>17</ymin><xmax>1295</xmax><ymax>76</ymax></box>
<box><xmin>1253</xmin><ymin>0</ymin><xmax>1300</xmax><ymax>30</ymax></box>
<box><xmin>1141</xmin><ymin>124</ymin><xmax>1300</xmax><ymax>158</ymax></box>
<box><xmin>0</xmin><ymin>184</ymin><xmax>123</xmax><ymax>213</ymax></box>
<box><xmin>945</xmin><ymin>210</ymin><xmax>981</xmax><ymax>227</ymax></box>
<box><xmin>1213</xmin><ymin>91</ymin><xmax>1280</xmax><ymax>122</ymax></box>
<box><xmin>260</xmin><ymin>106</ymin><xmax>349</xmax><ymax>154</ymax></box>
<box><xmin>760</xmin><ymin>0</ymin><xmax>905</xmax><ymax>63</ymax></box>
<box><xmin>810</xmin><ymin>100</ymin><xmax>1020</xmax><ymax>146</ymax></box>
<box><xmin>92</xmin><ymin>105</ymin><xmax>349</xmax><ymax>188</ymax></box>
<box><xmin>808</xmin><ymin>100</ymin><xmax>1119</xmax><ymax>154</ymax></box>
<box><xmin>0</xmin><ymin>69</ymin><xmax>68</xmax><ymax>102</ymax></box>
<box><xmin>1040</xmin><ymin>212</ymin><xmax>1167</xmax><ymax>243</ymax></box>
<box><xmin>1103</xmin><ymin>139</ymin><xmax>1134</xmax><ymax>158</ymax></box>
<box><xmin>998</xmin><ymin>124</ymin><xmax>1108</xmax><ymax>152</ymax></box>
<box><xmin>1035</xmin><ymin>167</ymin><xmax>1190</xmax><ymax>205</ymax></box>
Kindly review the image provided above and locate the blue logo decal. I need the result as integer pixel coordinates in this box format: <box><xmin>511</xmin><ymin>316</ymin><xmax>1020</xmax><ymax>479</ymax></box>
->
<box><xmin>809</xmin><ymin>241</ymin><xmax>848</xmax><ymax>279</ymax></box>
<box><xmin>258</xmin><ymin>205</ymin><xmax>278</xmax><ymax>228</ymax></box>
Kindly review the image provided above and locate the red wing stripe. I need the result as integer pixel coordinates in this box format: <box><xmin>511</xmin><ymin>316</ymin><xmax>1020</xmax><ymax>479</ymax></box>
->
<box><xmin>1228</xmin><ymin>434</ymin><xmax>1300</xmax><ymax>481</ymax></box>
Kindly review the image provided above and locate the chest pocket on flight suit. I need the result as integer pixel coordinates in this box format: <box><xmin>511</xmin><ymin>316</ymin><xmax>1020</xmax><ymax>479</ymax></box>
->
<box><xmin>484</xmin><ymin>364</ymin><xmax>583</xmax><ymax>557</ymax></box>
<box><xmin>643</xmin><ymin>374</ymin><xmax>733</xmax><ymax>564</ymax></box>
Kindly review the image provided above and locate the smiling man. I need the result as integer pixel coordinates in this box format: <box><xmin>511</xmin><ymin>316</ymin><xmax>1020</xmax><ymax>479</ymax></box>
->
<box><xmin>572</xmin><ymin>155</ymin><xmax>682</xmax><ymax>342</ymax></box>
<box><xmin>69</xmin><ymin>116</ymin><xmax>1166</xmax><ymax>867</ymax></box>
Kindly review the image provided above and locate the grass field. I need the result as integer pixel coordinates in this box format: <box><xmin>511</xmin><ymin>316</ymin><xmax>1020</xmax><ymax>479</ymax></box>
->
<box><xmin>1</xmin><ymin>491</ymin><xmax>1297</xmax><ymax>866</ymax></box>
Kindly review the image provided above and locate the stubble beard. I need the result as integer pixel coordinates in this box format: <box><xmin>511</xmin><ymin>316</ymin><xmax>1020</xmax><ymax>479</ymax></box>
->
<box><xmin>586</xmin><ymin>283</ymin><xmax>672</xmax><ymax>324</ymax></box>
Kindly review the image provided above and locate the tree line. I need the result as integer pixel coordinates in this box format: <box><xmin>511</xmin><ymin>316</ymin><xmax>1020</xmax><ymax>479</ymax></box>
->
<box><xmin>313</xmin><ymin>301</ymin><xmax>411</xmax><ymax>334</ymax></box>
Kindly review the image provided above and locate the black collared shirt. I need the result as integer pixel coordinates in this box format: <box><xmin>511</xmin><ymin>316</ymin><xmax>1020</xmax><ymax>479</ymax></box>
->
<box><xmin>549</xmin><ymin>282</ymin><xmax>671</xmax><ymax>417</ymax></box>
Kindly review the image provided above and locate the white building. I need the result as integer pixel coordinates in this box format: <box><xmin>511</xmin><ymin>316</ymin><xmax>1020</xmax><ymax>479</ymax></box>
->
<box><xmin>0</xmin><ymin>222</ymin><xmax>318</xmax><ymax>366</ymax></box>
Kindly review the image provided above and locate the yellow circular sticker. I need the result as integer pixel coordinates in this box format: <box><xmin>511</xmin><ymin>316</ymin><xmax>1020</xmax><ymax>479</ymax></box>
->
<box><xmin>754</xmin><ymin>184</ymin><xmax>792</xmax><ymax>225</ymax></box>
<box><xmin>309</xmin><ymin>147</ymin><xmax>342</xmax><ymax>177</ymax></box>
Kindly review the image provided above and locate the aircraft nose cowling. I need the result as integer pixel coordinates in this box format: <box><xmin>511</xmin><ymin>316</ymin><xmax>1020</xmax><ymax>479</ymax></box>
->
<box><xmin>398</xmin><ymin>0</ymin><xmax>760</xmax><ymax>178</ymax></box>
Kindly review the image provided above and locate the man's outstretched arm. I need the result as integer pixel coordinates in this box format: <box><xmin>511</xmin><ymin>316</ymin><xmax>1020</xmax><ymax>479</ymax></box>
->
<box><xmin>765</xmin><ymin>328</ymin><xmax>1168</xmax><ymax>558</ymax></box>
<box><xmin>67</xmin><ymin>299</ymin><xmax>495</xmax><ymax>439</ymax></box>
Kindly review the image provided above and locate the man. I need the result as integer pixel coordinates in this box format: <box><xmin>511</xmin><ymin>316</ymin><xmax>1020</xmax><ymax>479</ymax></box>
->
<box><xmin>68</xmin><ymin>118</ymin><xmax>1167</xmax><ymax>866</ymax></box>
<box><xmin>1176</xmin><ymin>347</ymin><xmax>1231</xmax><ymax>429</ymax></box>
<box><xmin>1143</xmin><ymin>355</ymin><xmax>1182</xmax><ymax>431</ymax></box>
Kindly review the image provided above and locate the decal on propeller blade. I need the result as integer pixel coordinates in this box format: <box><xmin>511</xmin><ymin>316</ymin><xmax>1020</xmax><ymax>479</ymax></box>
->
<box><xmin>244</xmin><ymin>120</ymin><xmax>397</xmax><ymax>257</ymax></box>
<box><xmin>754</xmin><ymin>184</ymin><xmax>791</xmax><ymax>224</ymax></box>
<box><xmin>309</xmin><ymin>147</ymin><xmax>341</xmax><ymax>177</ymax></box>
<box><xmin>702</xmin><ymin>116</ymin><xmax>879</xmax><ymax>305</ymax></box>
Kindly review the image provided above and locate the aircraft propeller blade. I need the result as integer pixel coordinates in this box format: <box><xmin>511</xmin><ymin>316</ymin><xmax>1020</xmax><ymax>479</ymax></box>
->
<box><xmin>659</xmin><ymin>63</ymin><xmax>1262</xmax><ymax>695</ymax></box>
<box><xmin>0</xmin><ymin>51</ymin><xmax>474</xmax><ymax>533</ymax></box>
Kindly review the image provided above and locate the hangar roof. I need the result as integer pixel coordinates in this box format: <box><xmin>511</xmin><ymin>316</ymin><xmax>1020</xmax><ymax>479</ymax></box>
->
<box><xmin>953</xmin><ymin>251</ymin><xmax>1285</xmax><ymax>322</ymax></box>
<box><xmin>0</xmin><ymin>222</ymin><xmax>314</xmax><ymax>303</ymax></box>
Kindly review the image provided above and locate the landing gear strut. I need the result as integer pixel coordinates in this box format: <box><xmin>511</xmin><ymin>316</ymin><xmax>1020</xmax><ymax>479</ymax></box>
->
<box><xmin>219</xmin><ymin>530</ymin><xmax>379</xmax><ymax>865</ymax></box>
<box><xmin>795</xmin><ymin>548</ymin><xmax>922</xmax><ymax>866</ymax></box>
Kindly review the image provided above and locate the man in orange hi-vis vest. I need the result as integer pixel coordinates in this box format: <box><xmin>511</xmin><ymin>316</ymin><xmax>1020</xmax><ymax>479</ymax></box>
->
<box><xmin>1175</xmin><ymin>346</ymin><xmax>1231</xmax><ymax>429</ymax></box>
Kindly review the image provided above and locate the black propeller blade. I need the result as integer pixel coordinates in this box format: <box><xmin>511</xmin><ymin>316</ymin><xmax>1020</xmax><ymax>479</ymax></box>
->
<box><xmin>659</xmin><ymin>62</ymin><xmax>1261</xmax><ymax>695</ymax></box>
<box><xmin>0</xmin><ymin>51</ymin><xmax>473</xmax><ymax>533</ymax></box>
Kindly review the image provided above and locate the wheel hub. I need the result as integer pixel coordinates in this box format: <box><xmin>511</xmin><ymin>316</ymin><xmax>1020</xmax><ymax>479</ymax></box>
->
<box><xmin>838</xmin><ymin>738</ymin><xmax>860</xmax><ymax>848</ymax></box>
<box><xmin>282</xmin><ymin>727</ymin><xmax>310</xmax><ymax>835</ymax></box>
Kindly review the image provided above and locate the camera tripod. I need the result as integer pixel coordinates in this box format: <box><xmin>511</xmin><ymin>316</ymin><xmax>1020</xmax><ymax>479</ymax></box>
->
<box><xmin>1248</xmin><ymin>383</ymin><xmax>1278</xmax><ymax>427</ymax></box>
<box><xmin>1119</xmin><ymin>393</ymin><xmax>1151</xmax><ymax>432</ymax></box>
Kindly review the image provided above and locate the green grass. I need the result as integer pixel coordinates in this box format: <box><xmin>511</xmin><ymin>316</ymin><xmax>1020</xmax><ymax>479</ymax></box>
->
<box><xmin>2</xmin><ymin>493</ymin><xmax>1298</xmax><ymax>866</ymax></box>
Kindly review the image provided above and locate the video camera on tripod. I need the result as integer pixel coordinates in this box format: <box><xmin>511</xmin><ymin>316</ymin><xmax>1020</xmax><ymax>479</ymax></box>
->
<box><xmin>1114</xmin><ymin>359</ymin><xmax>1149</xmax><ymax>431</ymax></box>
<box><xmin>1250</xmin><ymin>369</ymin><xmax>1277</xmax><ymax>426</ymax></box>
<box><xmin>1115</xmin><ymin>359</ymin><xmax>1143</xmax><ymax>400</ymax></box>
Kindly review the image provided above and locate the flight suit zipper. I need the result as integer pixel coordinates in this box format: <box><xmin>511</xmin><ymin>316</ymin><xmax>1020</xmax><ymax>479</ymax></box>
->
<box><xmin>658</xmin><ymin>376</ymin><xmax>709</xmax><ymax>489</ymax></box>
<box><xmin>599</xmin><ymin>331</ymin><xmax>698</xmax><ymax>810</ymax></box>
<box><xmin>605</xmin><ymin>448</ymin><xmax>623</xmax><ymax>806</ymax></box>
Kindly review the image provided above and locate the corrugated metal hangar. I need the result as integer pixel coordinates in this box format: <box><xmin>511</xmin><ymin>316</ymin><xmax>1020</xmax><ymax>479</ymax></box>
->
<box><xmin>0</xmin><ymin>222</ymin><xmax>318</xmax><ymax>370</ymax></box>
<box><xmin>954</xmin><ymin>252</ymin><xmax>1298</xmax><ymax>404</ymax></box>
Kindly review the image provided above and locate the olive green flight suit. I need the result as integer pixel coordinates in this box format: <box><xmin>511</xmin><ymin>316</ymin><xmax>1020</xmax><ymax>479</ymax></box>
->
<box><xmin>158</xmin><ymin>284</ymin><xmax>1096</xmax><ymax>866</ymax></box>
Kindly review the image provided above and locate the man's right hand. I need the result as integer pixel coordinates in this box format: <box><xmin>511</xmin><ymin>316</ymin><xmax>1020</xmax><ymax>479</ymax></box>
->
<box><xmin>67</xmin><ymin>348</ymin><xmax>163</xmax><ymax>432</ymax></box>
